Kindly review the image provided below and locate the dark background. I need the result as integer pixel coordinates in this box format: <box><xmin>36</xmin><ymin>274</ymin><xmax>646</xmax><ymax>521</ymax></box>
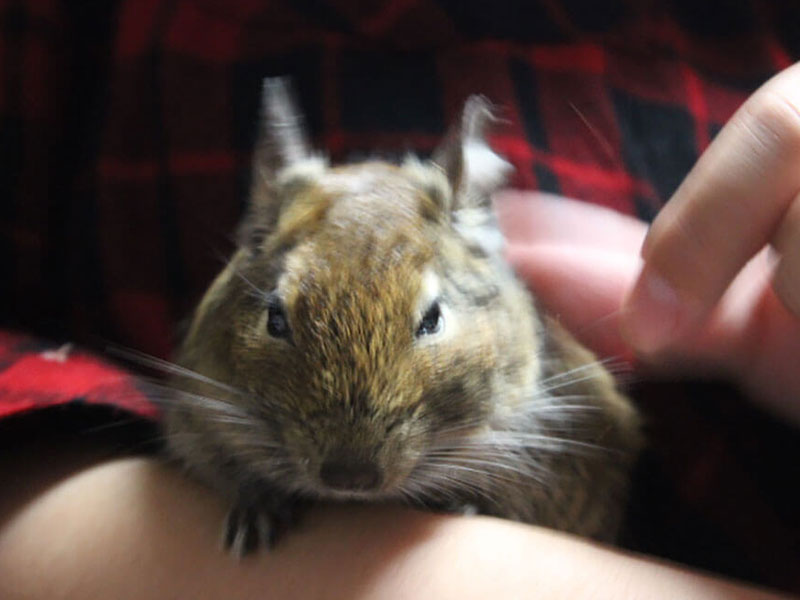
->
<box><xmin>0</xmin><ymin>0</ymin><xmax>798</xmax><ymax>593</ymax></box>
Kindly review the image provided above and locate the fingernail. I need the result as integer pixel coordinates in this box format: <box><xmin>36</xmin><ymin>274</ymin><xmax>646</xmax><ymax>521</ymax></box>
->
<box><xmin>623</xmin><ymin>270</ymin><xmax>685</xmax><ymax>355</ymax></box>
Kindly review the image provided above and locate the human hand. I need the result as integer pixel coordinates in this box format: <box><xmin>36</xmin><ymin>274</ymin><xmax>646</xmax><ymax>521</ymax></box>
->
<box><xmin>496</xmin><ymin>61</ymin><xmax>800</xmax><ymax>423</ymax></box>
<box><xmin>498</xmin><ymin>191</ymin><xmax>800</xmax><ymax>424</ymax></box>
<box><xmin>624</xmin><ymin>61</ymin><xmax>800</xmax><ymax>421</ymax></box>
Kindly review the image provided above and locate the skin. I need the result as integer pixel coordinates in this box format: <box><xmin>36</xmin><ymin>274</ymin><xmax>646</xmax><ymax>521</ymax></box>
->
<box><xmin>170</xmin><ymin>89</ymin><xmax>641</xmax><ymax>552</ymax></box>
<box><xmin>2</xmin><ymin>62</ymin><xmax>799</xmax><ymax>600</ymax></box>
<box><xmin>632</xmin><ymin>61</ymin><xmax>800</xmax><ymax>339</ymax></box>
<box><xmin>499</xmin><ymin>62</ymin><xmax>800</xmax><ymax>424</ymax></box>
<box><xmin>0</xmin><ymin>446</ymin><xmax>789</xmax><ymax>600</ymax></box>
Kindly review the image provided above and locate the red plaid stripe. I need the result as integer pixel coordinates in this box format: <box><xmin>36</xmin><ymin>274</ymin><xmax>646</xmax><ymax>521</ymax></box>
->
<box><xmin>87</xmin><ymin>1</ymin><xmax>781</xmax><ymax>358</ymax></box>
<box><xmin>0</xmin><ymin>1</ymin><xmax>798</xmax><ymax>593</ymax></box>
<box><xmin>0</xmin><ymin>330</ymin><xmax>155</xmax><ymax>420</ymax></box>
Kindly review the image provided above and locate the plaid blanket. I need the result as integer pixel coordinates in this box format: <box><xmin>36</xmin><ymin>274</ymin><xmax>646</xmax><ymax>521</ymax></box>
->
<box><xmin>0</xmin><ymin>0</ymin><xmax>798</xmax><ymax>593</ymax></box>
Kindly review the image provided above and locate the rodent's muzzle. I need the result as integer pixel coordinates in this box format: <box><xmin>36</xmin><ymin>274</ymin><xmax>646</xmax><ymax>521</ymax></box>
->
<box><xmin>319</xmin><ymin>454</ymin><xmax>383</xmax><ymax>492</ymax></box>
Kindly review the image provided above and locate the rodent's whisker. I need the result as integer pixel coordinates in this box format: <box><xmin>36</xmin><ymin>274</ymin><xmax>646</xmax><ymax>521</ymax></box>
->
<box><xmin>526</xmin><ymin>392</ymin><xmax>595</xmax><ymax>403</ymax></box>
<box><xmin>407</xmin><ymin>468</ymin><xmax>492</xmax><ymax>501</ymax></box>
<box><xmin>494</xmin><ymin>433</ymin><xmax>606</xmax><ymax>455</ymax></box>
<box><xmin>77</xmin><ymin>414</ymin><xmax>151</xmax><ymax>434</ymax></box>
<box><xmin>107</xmin><ymin>346</ymin><xmax>247</xmax><ymax>397</ymax></box>
<box><xmin>518</xmin><ymin>395</ymin><xmax>603</xmax><ymax>414</ymax></box>
<box><xmin>395</xmin><ymin>485</ymin><xmax>425</xmax><ymax>506</ymax></box>
<box><xmin>145</xmin><ymin>386</ymin><xmax>249</xmax><ymax>419</ymax></box>
<box><xmin>411</xmin><ymin>463</ymin><xmax>518</xmax><ymax>502</ymax></box>
<box><xmin>538</xmin><ymin>359</ymin><xmax>612</xmax><ymax>385</ymax></box>
<box><xmin>424</xmin><ymin>454</ymin><xmax>543</xmax><ymax>480</ymax></box>
<box><xmin>537</xmin><ymin>361</ymin><xmax>623</xmax><ymax>394</ymax></box>
<box><xmin>236</xmin><ymin>456</ymin><xmax>293</xmax><ymax>473</ymax></box>
<box><xmin>423</xmin><ymin>452</ymin><xmax>527</xmax><ymax>470</ymax></box>
<box><xmin>73</xmin><ymin>416</ymin><xmax>168</xmax><ymax>454</ymax></box>
<box><xmin>154</xmin><ymin>83</ymin><xmax>643</xmax><ymax>551</ymax></box>
<box><xmin>420</xmin><ymin>401</ymin><xmax>603</xmax><ymax>449</ymax></box>
<box><xmin>525</xmin><ymin>403</ymin><xmax>602</xmax><ymax>414</ymax></box>
<box><xmin>397</xmin><ymin>477</ymin><xmax>456</xmax><ymax>506</ymax></box>
<box><xmin>234</xmin><ymin>265</ymin><xmax>269</xmax><ymax>301</ymax></box>
<box><xmin>431</xmin><ymin>431</ymin><xmax>605</xmax><ymax>456</ymax></box>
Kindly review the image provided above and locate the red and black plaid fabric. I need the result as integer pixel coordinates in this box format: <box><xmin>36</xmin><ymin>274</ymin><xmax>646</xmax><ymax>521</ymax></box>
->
<box><xmin>0</xmin><ymin>330</ymin><xmax>155</xmax><ymax>419</ymax></box>
<box><xmin>1</xmin><ymin>0</ymin><xmax>799</xmax><ymax>593</ymax></box>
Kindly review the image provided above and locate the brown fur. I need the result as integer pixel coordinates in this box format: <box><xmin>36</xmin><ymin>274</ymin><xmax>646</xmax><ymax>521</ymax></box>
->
<box><xmin>163</xmin><ymin>80</ymin><xmax>642</xmax><ymax>555</ymax></box>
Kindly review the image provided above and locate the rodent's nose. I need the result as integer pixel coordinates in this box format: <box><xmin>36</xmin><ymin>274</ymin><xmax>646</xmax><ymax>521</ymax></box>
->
<box><xmin>319</xmin><ymin>457</ymin><xmax>382</xmax><ymax>491</ymax></box>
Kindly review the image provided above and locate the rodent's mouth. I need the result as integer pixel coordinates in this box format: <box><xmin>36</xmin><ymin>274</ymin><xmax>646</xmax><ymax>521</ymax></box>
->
<box><xmin>310</xmin><ymin>473</ymin><xmax>405</xmax><ymax>501</ymax></box>
<box><xmin>289</xmin><ymin>441</ymin><xmax>420</xmax><ymax>500</ymax></box>
<box><xmin>301</xmin><ymin>464</ymin><xmax>411</xmax><ymax>501</ymax></box>
<box><xmin>317</xmin><ymin>487</ymin><xmax>392</xmax><ymax>502</ymax></box>
<box><xmin>304</xmin><ymin>449</ymin><xmax>416</xmax><ymax>499</ymax></box>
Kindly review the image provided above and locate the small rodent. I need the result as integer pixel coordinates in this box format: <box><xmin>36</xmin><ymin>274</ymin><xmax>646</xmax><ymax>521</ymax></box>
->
<box><xmin>163</xmin><ymin>78</ymin><xmax>642</xmax><ymax>557</ymax></box>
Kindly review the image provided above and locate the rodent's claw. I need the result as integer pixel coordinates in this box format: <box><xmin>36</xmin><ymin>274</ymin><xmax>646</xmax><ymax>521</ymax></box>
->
<box><xmin>222</xmin><ymin>496</ymin><xmax>302</xmax><ymax>557</ymax></box>
<box><xmin>223</xmin><ymin>504</ymin><xmax>272</xmax><ymax>557</ymax></box>
<box><xmin>166</xmin><ymin>82</ymin><xmax>642</xmax><ymax>549</ymax></box>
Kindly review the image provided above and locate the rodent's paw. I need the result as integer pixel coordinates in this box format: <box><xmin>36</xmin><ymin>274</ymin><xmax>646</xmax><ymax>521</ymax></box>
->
<box><xmin>222</xmin><ymin>496</ymin><xmax>302</xmax><ymax>557</ymax></box>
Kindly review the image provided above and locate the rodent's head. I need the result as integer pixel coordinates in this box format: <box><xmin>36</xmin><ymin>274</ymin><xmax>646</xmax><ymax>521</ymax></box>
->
<box><xmin>173</xmin><ymin>80</ymin><xmax>542</xmax><ymax>501</ymax></box>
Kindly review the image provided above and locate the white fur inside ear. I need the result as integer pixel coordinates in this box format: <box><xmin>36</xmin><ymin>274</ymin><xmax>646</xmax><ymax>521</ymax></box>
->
<box><xmin>462</xmin><ymin>141</ymin><xmax>511</xmax><ymax>195</ymax></box>
<box><xmin>453</xmin><ymin>207</ymin><xmax>506</xmax><ymax>258</ymax></box>
<box><xmin>276</xmin><ymin>155</ymin><xmax>328</xmax><ymax>188</ymax></box>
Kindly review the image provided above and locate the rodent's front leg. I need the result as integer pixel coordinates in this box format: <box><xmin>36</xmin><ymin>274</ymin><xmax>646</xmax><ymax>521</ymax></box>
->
<box><xmin>223</xmin><ymin>488</ymin><xmax>305</xmax><ymax>557</ymax></box>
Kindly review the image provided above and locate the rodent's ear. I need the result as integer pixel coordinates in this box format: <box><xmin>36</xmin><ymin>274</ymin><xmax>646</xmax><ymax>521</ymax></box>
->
<box><xmin>239</xmin><ymin>77</ymin><xmax>326</xmax><ymax>250</ymax></box>
<box><xmin>255</xmin><ymin>78</ymin><xmax>312</xmax><ymax>173</ymax></box>
<box><xmin>432</xmin><ymin>96</ymin><xmax>512</xmax><ymax>212</ymax></box>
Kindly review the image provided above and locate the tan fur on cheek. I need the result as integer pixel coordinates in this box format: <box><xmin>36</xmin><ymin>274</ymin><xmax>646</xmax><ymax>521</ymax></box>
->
<box><xmin>165</xmin><ymin>105</ymin><xmax>641</xmax><ymax>548</ymax></box>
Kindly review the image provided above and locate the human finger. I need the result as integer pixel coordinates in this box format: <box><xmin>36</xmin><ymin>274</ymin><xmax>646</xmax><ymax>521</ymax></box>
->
<box><xmin>508</xmin><ymin>221</ymin><xmax>800</xmax><ymax>421</ymax></box>
<box><xmin>494</xmin><ymin>191</ymin><xmax>646</xmax><ymax>253</ymax></box>
<box><xmin>507</xmin><ymin>239</ymin><xmax>754</xmax><ymax>374</ymax></box>
<box><xmin>507</xmin><ymin>243</ymin><xmax>639</xmax><ymax>362</ymax></box>
<box><xmin>771</xmin><ymin>190</ymin><xmax>800</xmax><ymax>317</ymax></box>
<box><xmin>623</xmin><ymin>62</ymin><xmax>800</xmax><ymax>355</ymax></box>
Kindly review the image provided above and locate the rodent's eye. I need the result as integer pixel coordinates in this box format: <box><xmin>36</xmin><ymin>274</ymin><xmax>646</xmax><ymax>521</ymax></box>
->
<box><xmin>266</xmin><ymin>295</ymin><xmax>291</xmax><ymax>339</ymax></box>
<box><xmin>416</xmin><ymin>301</ymin><xmax>443</xmax><ymax>337</ymax></box>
